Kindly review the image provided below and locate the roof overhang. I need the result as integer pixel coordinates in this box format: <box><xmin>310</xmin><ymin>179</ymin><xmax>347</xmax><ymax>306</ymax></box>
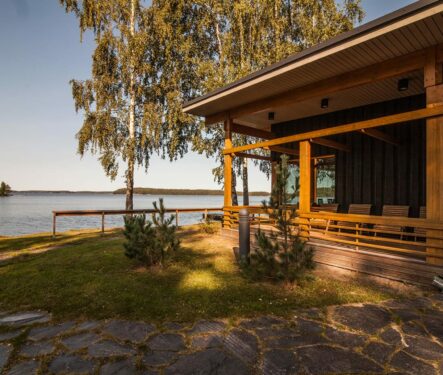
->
<box><xmin>183</xmin><ymin>0</ymin><xmax>443</xmax><ymax>128</ymax></box>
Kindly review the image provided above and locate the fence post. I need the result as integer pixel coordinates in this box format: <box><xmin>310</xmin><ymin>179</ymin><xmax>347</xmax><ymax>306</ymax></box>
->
<box><xmin>52</xmin><ymin>213</ymin><xmax>56</xmax><ymax>238</ymax></box>
<box><xmin>176</xmin><ymin>210</ymin><xmax>179</xmax><ymax>227</ymax></box>
<box><xmin>204</xmin><ymin>209</ymin><xmax>208</xmax><ymax>221</ymax></box>
<box><xmin>239</xmin><ymin>209</ymin><xmax>250</xmax><ymax>264</ymax></box>
<box><xmin>101</xmin><ymin>212</ymin><xmax>105</xmax><ymax>235</ymax></box>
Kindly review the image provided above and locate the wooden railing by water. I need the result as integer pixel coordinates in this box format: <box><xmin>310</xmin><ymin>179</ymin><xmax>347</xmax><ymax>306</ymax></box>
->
<box><xmin>52</xmin><ymin>208</ymin><xmax>223</xmax><ymax>237</ymax></box>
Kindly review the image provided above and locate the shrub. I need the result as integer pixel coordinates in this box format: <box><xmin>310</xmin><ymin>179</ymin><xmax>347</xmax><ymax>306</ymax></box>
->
<box><xmin>246</xmin><ymin>155</ymin><xmax>314</xmax><ymax>282</ymax></box>
<box><xmin>123</xmin><ymin>199</ymin><xmax>179</xmax><ymax>267</ymax></box>
<box><xmin>200</xmin><ymin>217</ymin><xmax>219</xmax><ymax>234</ymax></box>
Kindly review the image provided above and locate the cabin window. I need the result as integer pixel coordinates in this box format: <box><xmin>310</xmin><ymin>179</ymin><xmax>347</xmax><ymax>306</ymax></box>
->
<box><xmin>315</xmin><ymin>157</ymin><xmax>335</xmax><ymax>204</ymax></box>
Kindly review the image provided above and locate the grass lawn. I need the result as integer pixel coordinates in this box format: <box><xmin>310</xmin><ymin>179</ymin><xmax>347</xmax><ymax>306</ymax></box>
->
<box><xmin>0</xmin><ymin>226</ymin><xmax>405</xmax><ymax>323</ymax></box>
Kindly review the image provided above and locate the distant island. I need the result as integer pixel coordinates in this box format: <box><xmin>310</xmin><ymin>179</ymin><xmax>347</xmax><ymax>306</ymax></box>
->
<box><xmin>113</xmin><ymin>187</ymin><xmax>270</xmax><ymax>196</ymax></box>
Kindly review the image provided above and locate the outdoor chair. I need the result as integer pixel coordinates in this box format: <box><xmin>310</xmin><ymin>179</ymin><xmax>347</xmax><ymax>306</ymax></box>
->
<box><xmin>414</xmin><ymin>206</ymin><xmax>426</xmax><ymax>242</ymax></box>
<box><xmin>337</xmin><ymin>204</ymin><xmax>372</xmax><ymax>233</ymax></box>
<box><xmin>374</xmin><ymin>205</ymin><xmax>410</xmax><ymax>239</ymax></box>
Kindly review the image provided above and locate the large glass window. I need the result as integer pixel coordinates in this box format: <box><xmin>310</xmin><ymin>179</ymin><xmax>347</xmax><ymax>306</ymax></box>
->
<box><xmin>315</xmin><ymin>157</ymin><xmax>335</xmax><ymax>204</ymax></box>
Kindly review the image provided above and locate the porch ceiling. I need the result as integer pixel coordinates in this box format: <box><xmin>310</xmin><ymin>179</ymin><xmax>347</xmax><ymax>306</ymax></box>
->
<box><xmin>183</xmin><ymin>0</ymin><xmax>443</xmax><ymax>129</ymax></box>
<box><xmin>236</xmin><ymin>70</ymin><xmax>425</xmax><ymax>131</ymax></box>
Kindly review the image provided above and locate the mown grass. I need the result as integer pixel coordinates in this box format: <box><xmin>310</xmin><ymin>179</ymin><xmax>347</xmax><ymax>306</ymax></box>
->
<box><xmin>0</xmin><ymin>226</ymin><xmax>403</xmax><ymax>323</ymax></box>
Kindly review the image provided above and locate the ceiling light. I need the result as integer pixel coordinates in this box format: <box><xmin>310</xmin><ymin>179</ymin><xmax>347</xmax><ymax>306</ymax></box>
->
<box><xmin>398</xmin><ymin>78</ymin><xmax>409</xmax><ymax>92</ymax></box>
<box><xmin>321</xmin><ymin>98</ymin><xmax>329</xmax><ymax>109</ymax></box>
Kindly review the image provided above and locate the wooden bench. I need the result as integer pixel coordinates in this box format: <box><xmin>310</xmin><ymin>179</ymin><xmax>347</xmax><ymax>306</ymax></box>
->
<box><xmin>337</xmin><ymin>204</ymin><xmax>372</xmax><ymax>232</ymax></box>
<box><xmin>374</xmin><ymin>205</ymin><xmax>410</xmax><ymax>239</ymax></box>
<box><xmin>310</xmin><ymin>204</ymin><xmax>339</xmax><ymax>233</ymax></box>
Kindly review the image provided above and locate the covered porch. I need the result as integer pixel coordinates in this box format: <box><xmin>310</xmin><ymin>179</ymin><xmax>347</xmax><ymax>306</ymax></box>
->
<box><xmin>183</xmin><ymin>1</ymin><xmax>443</xmax><ymax>286</ymax></box>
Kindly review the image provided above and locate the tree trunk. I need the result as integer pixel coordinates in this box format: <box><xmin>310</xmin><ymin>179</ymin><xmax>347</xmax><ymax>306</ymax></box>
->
<box><xmin>242</xmin><ymin>158</ymin><xmax>249</xmax><ymax>206</ymax></box>
<box><xmin>231</xmin><ymin>170</ymin><xmax>238</xmax><ymax>206</ymax></box>
<box><xmin>126</xmin><ymin>0</ymin><xmax>136</xmax><ymax>211</ymax></box>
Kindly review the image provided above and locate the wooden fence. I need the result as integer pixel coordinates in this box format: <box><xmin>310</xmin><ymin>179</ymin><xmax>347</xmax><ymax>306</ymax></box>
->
<box><xmin>52</xmin><ymin>208</ymin><xmax>223</xmax><ymax>237</ymax></box>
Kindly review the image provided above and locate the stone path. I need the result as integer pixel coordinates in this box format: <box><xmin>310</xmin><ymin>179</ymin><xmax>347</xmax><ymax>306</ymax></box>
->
<box><xmin>1</xmin><ymin>295</ymin><xmax>443</xmax><ymax>374</ymax></box>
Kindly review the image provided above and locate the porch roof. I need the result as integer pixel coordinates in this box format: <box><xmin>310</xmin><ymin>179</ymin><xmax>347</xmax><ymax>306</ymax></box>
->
<box><xmin>183</xmin><ymin>0</ymin><xmax>443</xmax><ymax>130</ymax></box>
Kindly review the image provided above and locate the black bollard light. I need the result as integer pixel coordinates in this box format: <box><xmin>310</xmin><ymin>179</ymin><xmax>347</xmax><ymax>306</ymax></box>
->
<box><xmin>239</xmin><ymin>208</ymin><xmax>250</xmax><ymax>264</ymax></box>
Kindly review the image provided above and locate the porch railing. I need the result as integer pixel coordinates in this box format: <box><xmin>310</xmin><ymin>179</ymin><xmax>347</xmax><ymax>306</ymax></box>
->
<box><xmin>223</xmin><ymin>206</ymin><xmax>443</xmax><ymax>263</ymax></box>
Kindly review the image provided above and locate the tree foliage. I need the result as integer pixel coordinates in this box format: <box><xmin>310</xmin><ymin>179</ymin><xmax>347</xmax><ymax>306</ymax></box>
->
<box><xmin>248</xmin><ymin>155</ymin><xmax>314</xmax><ymax>281</ymax></box>
<box><xmin>151</xmin><ymin>0</ymin><xmax>363</xmax><ymax>202</ymax></box>
<box><xmin>123</xmin><ymin>198</ymin><xmax>179</xmax><ymax>267</ymax></box>
<box><xmin>59</xmin><ymin>0</ymin><xmax>197</xmax><ymax>209</ymax></box>
<box><xmin>0</xmin><ymin>182</ymin><xmax>11</xmax><ymax>197</ymax></box>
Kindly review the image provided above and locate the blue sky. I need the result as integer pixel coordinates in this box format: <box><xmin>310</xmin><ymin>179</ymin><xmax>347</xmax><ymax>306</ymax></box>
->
<box><xmin>0</xmin><ymin>0</ymin><xmax>416</xmax><ymax>191</ymax></box>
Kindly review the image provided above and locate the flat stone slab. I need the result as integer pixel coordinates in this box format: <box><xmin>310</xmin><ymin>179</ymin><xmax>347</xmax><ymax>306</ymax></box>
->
<box><xmin>296</xmin><ymin>345</ymin><xmax>384</xmax><ymax>374</ymax></box>
<box><xmin>20</xmin><ymin>340</ymin><xmax>55</xmax><ymax>357</ymax></box>
<box><xmin>0</xmin><ymin>344</ymin><xmax>12</xmax><ymax>372</ymax></box>
<box><xmin>0</xmin><ymin>330</ymin><xmax>22</xmax><ymax>341</ymax></box>
<box><xmin>147</xmin><ymin>333</ymin><xmax>185</xmax><ymax>351</ymax></box>
<box><xmin>6</xmin><ymin>360</ymin><xmax>39</xmax><ymax>375</ymax></box>
<box><xmin>143</xmin><ymin>351</ymin><xmax>177</xmax><ymax>367</ymax></box>
<box><xmin>100</xmin><ymin>359</ymin><xmax>137</xmax><ymax>375</ymax></box>
<box><xmin>103</xmin><ymin>320</ymin><xmax>156</xmax><ymax>343</ymax></box>
<box><xmin>76</xmin><ymin>321</ymin><xmax>101</xmax><ymax>332</ymax></box>
<box><xmin>61</xmin><ymin>332</ymin><xmax>101</xmax><ymax>351</ymax></box>
<box><xmin>49</xmin><ymin>355</ymin><xmax>96</xmax><ymax>374</ymax></box>
<box><xmin>331</xmin><ymin>304</ymin><xmax>392</xmax><ymax>334</ymax></box>
<box><xmin>362</xmin><ymin>341</ymin><xmax>396</xmax><ymax>364</ymax></box>
<box><xmin>390</xmin><ymin>350</ymin><xmax>437</xmax><ymax>375</ymax></box>
<box><xmin>223</xmin><ymin>329</ymin><xmax>259</xmax><ymax>364</ymax></box>
<box><xmin>403</xmin><ymin>335</ymin><xmax>443</xmax><ymax>361</ymax></box>
<box><xmin>164</xmin><ymin>348</ymin><xmax>249</xmax><ymax>375</ymax></box>
<box><xmin>188</xmin><ymin>320</ymin><xmax>226</xmax><ymax>334</ymax></box>
<box><xmin>324</xmin><ymin>326</ymin><xmax>367</xmax><ymax>348</ymax></box>
<box><xmin>88</xmin><ymin>340</ymin><xmax>136</xmax><ymax>358</ymax></box>
<box><xmin>0</xmin><ymin>312</ymin><xmax>50</xmax><ymax>327</ymax></box>
<box><xmin>28</xmin><ymin>321</ymin><xmax>75</xmax><ymax>341</ymax></box>
<box><xmin>190</xmin><ymin>334</ymin><xmax>224</xmax><ymax>350</ymax></box>
<box><xmin>263</xmin><ymin>349</ymin><xmax>300</xmax><ymax>374</ymax></box>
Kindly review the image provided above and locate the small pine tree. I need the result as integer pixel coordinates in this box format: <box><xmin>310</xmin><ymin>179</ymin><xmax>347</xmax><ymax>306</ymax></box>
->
<box><xmin>123</xmin><ymin>199</ymin><xmax>179</xmax><ymax>267</ymax></box>
<box><xmin>250</xmin><ymin>155</ymin><xmax>314</xmax><ymax>281</ymax></box>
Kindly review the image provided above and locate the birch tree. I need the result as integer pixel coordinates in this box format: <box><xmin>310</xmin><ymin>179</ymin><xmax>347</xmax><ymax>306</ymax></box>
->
<box><xmin>60</xmin><ymin>0</ymin><xmax>194</xmax><ymax>210</ymax></box>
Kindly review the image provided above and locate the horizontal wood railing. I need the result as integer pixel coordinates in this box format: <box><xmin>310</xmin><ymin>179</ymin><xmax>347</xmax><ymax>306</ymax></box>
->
<box><xmin>52</xmin><ymin>208</ymin><xmax>223</xmax><ymax>237</ymax></box>
<box><xmin>297</xmin><ymin>212</ymin><xmax>443</xmax><ymax>262</ymax></box>
<box><xmin>223</xmin><ymin>207</ymin><xmax>443</xmax><ymax>263</ymax></box>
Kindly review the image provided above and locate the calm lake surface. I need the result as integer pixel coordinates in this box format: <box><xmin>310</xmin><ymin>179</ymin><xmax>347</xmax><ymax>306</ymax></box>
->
<box><xmin>0</xmin><ymin>193</ymin><xmax>268</xmax><ymax>236</ymax></box>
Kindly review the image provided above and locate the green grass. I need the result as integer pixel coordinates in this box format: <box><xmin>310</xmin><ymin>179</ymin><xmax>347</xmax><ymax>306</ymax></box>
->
<box><xmin>0</xmin><ymin>227</ymin><xmax>402</xmax><ymax>323</ymax></box>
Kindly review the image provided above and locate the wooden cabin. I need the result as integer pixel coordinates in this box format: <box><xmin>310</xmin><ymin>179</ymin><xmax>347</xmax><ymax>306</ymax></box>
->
<box><xmin>183</xmin><ymin>1</ymin><xmax>443</xmax><ymax>286</ymax></box>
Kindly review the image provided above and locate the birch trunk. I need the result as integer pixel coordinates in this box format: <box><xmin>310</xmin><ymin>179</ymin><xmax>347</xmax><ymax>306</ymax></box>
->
<box><xmin>242</xmin><ymin>158</ymin><xmax>249</xmax><ymax>206</ymax></box>
<box><xmin>231</xmin><ymin>170</ymin><xmax>238</xmax><ymax>206</ymax></box>
<box><xmin>126</xmin><ymin>0</ymin><xmax>136</xmax><ymax>211</ymax></box>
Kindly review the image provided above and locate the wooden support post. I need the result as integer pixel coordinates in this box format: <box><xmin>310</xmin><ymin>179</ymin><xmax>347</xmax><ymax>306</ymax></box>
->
<box><xmin>176</xmin><ymin>210</ymin><xmax>179</xmax><ymax>227</ymax></box>
<box><xmin>52</xmin><ymin>213</ymin><xmax>56</xmax><ymax>238</ymax></box>
<box><xmin>101</xmin><ymin>212</ymin><xmax>105</xmax><ymax>235</ymax></box>
<box><xmin>425</xmin><ymin>46</ymin><xmax>443</xmax><ymax>265</ymax></box>
<box><xmin>223</xmin><ymin>118</ymin><xmax>233</xmax><ymax>228</ymax></box>
<box><xmin>299</xmin><ymin>141</ymin><xmax>312</xmax><ymax>241</ymax></box>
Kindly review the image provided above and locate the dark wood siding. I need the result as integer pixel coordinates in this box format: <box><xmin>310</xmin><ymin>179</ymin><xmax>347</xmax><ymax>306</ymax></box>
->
<box><xmin>272</xmin><ymin>95</ymin><xmax>426</xmax><ymax>217</ymax></box>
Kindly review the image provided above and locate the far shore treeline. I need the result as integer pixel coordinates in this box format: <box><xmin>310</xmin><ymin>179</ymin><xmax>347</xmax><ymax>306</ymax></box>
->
<box><xmin>113</xmin><ymin>188</ymin><xmax>269</xmax><ymax>196</ymax></box>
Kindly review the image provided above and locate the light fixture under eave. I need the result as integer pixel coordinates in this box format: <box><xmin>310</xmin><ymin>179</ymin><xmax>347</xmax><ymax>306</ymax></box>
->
<box><xmin>321</xmin><ymin>98</ymin><xmax>329</xmax><ymax>109</ymax></box>
<box><xmin>268</xmin><ymin>112</ymin><xmax>275</xmax><ymax>121</ymax></box>
<box><xmin>398</xmin><ymin>78</ymin><xmax>409</xmax><ymax>92</ymax></box>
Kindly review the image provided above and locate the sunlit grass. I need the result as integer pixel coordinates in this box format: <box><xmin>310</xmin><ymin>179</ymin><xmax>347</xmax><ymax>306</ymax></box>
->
<box><xmin>0</xmin><ymin>226</ymin><xmax>404</xmax><ymax>322</ymax></box>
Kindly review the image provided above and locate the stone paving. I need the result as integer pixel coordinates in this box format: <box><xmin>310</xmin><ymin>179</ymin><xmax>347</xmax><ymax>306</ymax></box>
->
<box><xmin>1</xmin><ymin>295</ymin><xmax>443</xmax><ymax>374</ymax></box>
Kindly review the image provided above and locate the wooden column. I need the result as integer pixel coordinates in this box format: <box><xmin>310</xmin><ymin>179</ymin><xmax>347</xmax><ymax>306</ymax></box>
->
<box><xmin>425</xmin><ymin>46</ymin><xmax>443</xmax><ymax>265</ymax></box>
<box><xmin>299</xmin><ymin>141</ymin><xmax>312</xmax><ymax>213</ymax></box>
<box><xmin>299</xmin><ymin>141</ymin><xmax>311</xmax><ymax>241</ymax></box>
<box><xmin>223</xmin><ymin>118</ymin><xmax>233</xmax><ymax>227</ymax></box>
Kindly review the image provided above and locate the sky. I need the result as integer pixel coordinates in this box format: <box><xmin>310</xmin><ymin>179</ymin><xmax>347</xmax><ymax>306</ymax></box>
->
<box><xmin>0</xmin><ymin>0</ymin><xmax>416</xmax><ymax>191</ymax></box>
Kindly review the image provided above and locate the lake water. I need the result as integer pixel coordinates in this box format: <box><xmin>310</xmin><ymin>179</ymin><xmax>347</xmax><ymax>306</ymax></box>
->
<box><xmin>0</xmin><ymin>193</ymin><xmax>268</xmax><ymax>236</ymax></box>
